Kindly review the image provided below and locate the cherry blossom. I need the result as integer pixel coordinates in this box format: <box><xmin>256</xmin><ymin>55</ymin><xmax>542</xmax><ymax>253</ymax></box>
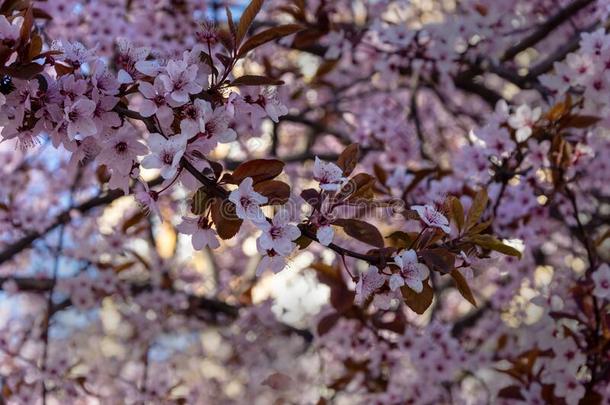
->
<box><xmin>390</xmin><ymin>249</ymin><xmax>430</xmax><ymax>293</ymax></box>
<box><xmin>355</xmin><ymin>266</ymin><xmax>386</xmax><ymax>305</ymax></box>
<box><xmin>411</xmin><ymin>204</ymin><xmax>451</xmax><ymax>233</ymax></box>
<box><xmin>176</xmin><ymin>216</ymin><xmax>220</xmax><ymax>250</ymax></box>
<box><xmin>257</xmin><ymin>211</ymin><xmax>300</xmax><ymax>257</ymax></box>
<box><xmin>592</xmin><ymin>263</ymin><xmax>610</xmax><ymax>299</ymax></box>
<box><xmin>158</xmin><ymin>59</ymin><xmax>202</xmax><ymax>105</ymax></box>
<box><xmin>228</xmin><ymin>177</ymin><xmax>268</xmax><ymax>223</ymax></box>
<box><xmin>63</xmin><ymin>98</ymin><xmax>97</xmax><ymax>140</ymax></box>
<box><xmin>313</xmin><ymin>157</ymin><xmax>345</xmax><ymax>191</ymax></box>
<box><xmin>141</xmin><ymin>133</ymin><xmax>187</xmax><ymax>179</ymax></box>
<box><xmin>508</xmin><ymin>104</ymin><xmax>542</xmax><ymax>142</ymax></box>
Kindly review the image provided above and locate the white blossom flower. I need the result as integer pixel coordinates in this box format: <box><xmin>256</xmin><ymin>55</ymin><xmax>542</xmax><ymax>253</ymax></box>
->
<box><xmin>389</xmin><ymin>249</ymin><xmax>429</xmax><ymax>293</ymax></box>
<box><xmin>316</xmin><ymin>225</ymin><xmax>334</xmax><ymax>246</ymax></box>
<box><xmin>411</xmin><ymin>204</ymin><xmax>451</xmax><ymax>233</ymax></box>
<box><xmin>176</xmin><ymin>216</ymin><xmax>220</xmax><ymax>250</ymax></box>
<box><xmin>158</xmin><ymin>59</ymin><xmax>202</xmax><ymax>105</ymax></box>
<box><xmin>508</xmin><ymin>104</ymin><xmax>541</xmax><ymax>142</ymax></box>
<box><xmin>313</xmin><ymin>157</ymin><xmax>345</xmax><ymax>191</ymax></box>
<box><xmin>355</xmin><ymin>266</ymin><xmax>386</xmax><ymax>305</ymax></box>
<box><xmin>257</xmin><ymin>211</ymin><xmax>301</xmax><ymax>256</ymax></box>
<box><xmin>64</xmin><ymin>98</ymin><xmax>97</xmax><ymax>140</ymax></box>
<box><xmin>228</xmin><ymin>177</ymin><xmax>268</xmax><ymax>222</ymax></box>
<box><xmin>592</xmin><ymin>263</ymin><xmax>610</xmax><ymax>299</ymax></box>
<box><xmin>141</xmin><ymin>133</ymin><xmax>187</xmax><ymax>179</ymax></box>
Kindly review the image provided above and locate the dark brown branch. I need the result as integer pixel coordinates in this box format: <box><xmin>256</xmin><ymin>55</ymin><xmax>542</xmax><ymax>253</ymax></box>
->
<box><xmin>0</xmin><ymin>178</ymin><xmax>163</xmax><ymax>266</ymax></box>
<box><xmin>501</xmin><ymin>0</ymin><xmax>596</xmax><ymax>61</ymax></box>
<box><xmin>0</xmin><ymin>277</ymin><xmax>313</xmax><ymax>342</ymax></box>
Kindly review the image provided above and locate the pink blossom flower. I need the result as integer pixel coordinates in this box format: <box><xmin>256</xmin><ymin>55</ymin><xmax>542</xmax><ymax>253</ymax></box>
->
<box><xmin>97</xmin><ymin>126</ymin><xmax>148</xmax><ymax>175</ymax></box>
<box><xmin>355</xmin><ymin>266</ymin><xmax>386</xmax><ymax>305</ymax></box>
<box><xmin>313</xmin><ymin>157</ymin><xmax>345</xmax><ymax>191</ymax></box>
<box><xmin>316</xmin><ymin>225</ymin><xmax>334</xmax><ymax>246</ymax></box>
<box><xmin>115</xmin><ymin>38</ymin><xmax>151</xmax><ymax>83</ymax></box>
<box><xmin>138</xmin><ymin>77</ymin><xmax>172</xmax><ymax>119</ymax></box>
<box><xmin>0</xmin><ymin>15</ymin><xmax>22</xmax><ymax>46</ymax></box>
<box><xmin>255</xmin><ymin>246</ymin><xmax>288</xmax><ymax>276</ymax></box>
<box><xmin>64</xmin><ymin>98</ymin><xmax>97</xmax><ymax>140</ymax></box>
<box><xmin>257</xmin><ymin>211</ymin><xmax>300</xmax><ymax>257</ymax></box>
<box><xmin>51</xmin><ymin>40</ymin><xmax>96</xmax><ymax>68</ymax></box>
<box><xmin>180</xmin><ymin>100</ymin><xmax>236</xmax><ymax>143</ymax></box>
<box><xmin>176</xmin><ymin>216</ymin><xmax>220</xmax><ymax>250</ymax></box>
<box><xmin>411</xmin><ymin>204</ymin><xmax>451</xmax><ymax>233</ymax></box>
<box><xmin>228</xmin><ymin>177</ymin><xmax>268</xmax><ymax>222</ymax></box>
<box><xmin>158</xmin><ymin>59</ymin><xmax>202</xmax><ymax>105</ymax></box>
<box><xmin>237</xmin><ymin>87</ymin><xmax>288</xmax><ymax>126</ymax></box>
<box><xmin>390</xmin><ymin>249</ymin><xmax>429</xmax><ymax>293</ymax></box>
<box><xmin>592</xmin><ymin>263</ymin><xmax>610</xmax><ymax>299</ymax></box>
<box><xmin>508</xmin><ymin>104</ymin><xmax>541</xmax><ymax>142</ymax></box>
<box><xmin>141</xmin><ymin>133</ymin><xmax>187</xmax><ymax>179</ymax></box>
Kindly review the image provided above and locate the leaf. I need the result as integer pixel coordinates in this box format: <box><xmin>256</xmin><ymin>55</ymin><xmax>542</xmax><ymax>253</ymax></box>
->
<box><xmin>294</xmin><ymin>234</ymin><xmax>313</xmax><ymax>249</ymax></box>
<box><xmin>231</xmin><ymin>75</ymin><xmax>284</xmax><ymax>86</ymax></box>
<box><xmin>385</xmin><ymin>231</ymin><xmax>415</xmax><ymax>249</ymax></box>
<box><xmin>401</xmin><ymin>281</ymin><xmax>434</xmax><ymax>315</ymax></box>
<box><xmin>210</xmin><ymin>198</ymin><xmax>243</xmax><ymax>240</ymax></box>
<box><xmin>191</xmin><ymin>187</ymin><xmax>210</xmax><ymax>215</ymax></box>
<box><xmin>373</xmin><ymin>164</ymin><xmax>387</xmax><ymax>185</ymax></box>
<box><xmin>450</xmin><ymin>196</ymin><xmax>464</xmax><ymax>232</ymax></box>
<box><xmin>253</xmin><ymin>180</ymin><xmax>290</xmax><ymax>205</ymax></box>
<box><xmin>333</xmin><ymin>218</ymin><xmax>384</xmax><ymax>248</ymax></box>
<box><xmin>317</xmin><ymin>312</ymin><xmax>340</xmax><ymax>335</ymax></box>
<box><xmin>225</xmin><ymin>6</ymin><xmax>236</xmax><ymax>36</ymax></box>
<box><xmin>236</xmin><ymin>0</ymin><xmax>265</xmax><ymax>45</ymax></box>
<box><xmin>27</xmin><ymin>33</ymin><xmax>42</xmax><ymax>61</ymax></box>
<box><xmin>228</xmin><ymin>159</ymin><xmax>284</xmax><ymax>184</ymax></box>
<box><xmin>1</xmin><ymin>62</ymin><xmax>43</xmax><ymax>79</ymax></box>
<box><xmin>336</xmin><ymin>143</ymin><xmax>359</xmax><ymax>177</ymax></box>
<box><xmin>465</xmin><ymin>189</ymin><xmax>488</xmax><ymax>231</ymax></box>
<box><xmin>469</xmin><ymin>234</ymin><xmax>522</xmax><ymax>258</ymax></box>
<box><xmin>468</xmin><ymin>218</ymin><xmax>492</xmax><ymax>235</ymax></box>
<box><xmin>122</xmin><ymin>211</ymin><xmax>145</xmax><ymax>233</ymax></box>
<box><xmin>313</xmin><ymin>59</ymin><xmax>339</xmax><ymax>80</ymax></box>
<box><xmin>262</xmin><ymin>372</ymin><xmax>293</xmax><ymax>391</ymax></box>
<box><xmin>32</xmin><ymin>8</ymin><xmax>53</xmax><ymax>20</ymax></box>
<box><xmin>335</xmin><ymin>173</ymin><xmax>375</xmax><ymax>201</ymax></box>
<box><xmin>237</xmin><ymin>24</ymin><xmax>303</xmax><ymax>58</ymax></box>
<box><xmin>450</xmin><ymin>269</ymin><xmax>476</xmax><ymax>307</ymax></box>
<box><xmin>19</xmin><ymin>6</ymin><xmax>33</xmax><ymax>44</ymax></box>
<box><xmin>54</xmin><ymin>63</ymin><xmax>75</xmax><ymax>77</ymax></box>
<box><xmin>563</xmin><ymin>115</ymin><xmax>601</xmax><ymax>129</ymax></box>
<box><xmin>419</xmin><ymin>248</ymin><xmax>455</xmax><ymax>274</ymax></box>
<box><xmin>497</xmin><ymin>386</ymin><xmax>525</xmax><ymax>400</ymax></box>
<box><xmin>300</xmin><ymin>188</ymin><xmax>320</xmax><ymax>207</ymax></box>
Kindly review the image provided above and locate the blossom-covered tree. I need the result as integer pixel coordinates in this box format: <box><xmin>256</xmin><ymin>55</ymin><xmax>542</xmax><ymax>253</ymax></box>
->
<box><xmin>0</xmin><ymin>0</ymin><xmax>609</xmax><ymax>403</ymax></box>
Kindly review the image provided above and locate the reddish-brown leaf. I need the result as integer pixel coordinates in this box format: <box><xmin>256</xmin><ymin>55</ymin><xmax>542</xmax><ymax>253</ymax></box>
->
<box><xmin>231</xmin><ymin>75</ymin><xmax>284</xmax><ymax>86</ymax></box>
<box><xmin>253</xmin><ymin>180</ymin><xmax>290</xmax><ymax>205</ymax></box>
<box><xmin>262</xmin><ymin>372</ymin><xmax>293</xmax><ymax>391</ymax></box>
<box><xmin>336</xmin><ymin>143</ymin><xmax>359</xmax><ymax>177</ymax></box>
<box><xmin>300</xmin><ymin>188</ymin><xmax>320</xmax><ymax>207</ymax></box>
<box><xmin>210</xmin><ymin>198</ymin><xmax>243</xmax><ymax>240</ymax></box>
<box><xmin>450</xmin><ymin>269</ymin><xmax>477</xmax><ymax>307</ymax></box>
<box><xmin>401</xmin><ymin>281</ymin><xmax>434</xmax><ymax>314</ymax></box>
<box><xmin>237</xmin><ymin>24</ymin><xmax>303</xmax><ymax>58</ymax></box>
<box><xmin>333</xmin><ymin>218</ymin><xmax>384</xmax><ymax>248</ymax></box>
<box><xmin>465</xmin><ymin>189</ymin><xmax>488</xmax><ymax>231</ymax></box>
<box><xmin>228</xmin><ymin>159</ymin><xmax>284</xmax><ymax>184</ymax></box>
<box><xmin>335</xmin><ymin>173</ymin><xmax>375</xmax><ymax>201</ymax></box>
<box><xmin>420</xmin><ymin>248</ymin><xmax>456</xmax><ymax>274</ymax></box>
<box><xmin>317</xmin><ymin>312</ymin><xmax>340</xmax><ymax>336</ymax></box>
<box><xmin>236</xmin><ymin>0</ymin><xmax>265</xmax><ymax>45</ymax></box>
